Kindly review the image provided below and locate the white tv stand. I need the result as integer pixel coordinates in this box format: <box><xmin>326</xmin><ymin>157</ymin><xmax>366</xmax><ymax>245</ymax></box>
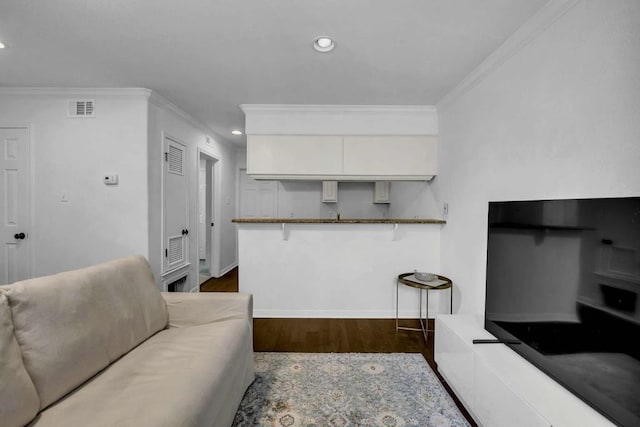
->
<box><xmin>434</xmin><ymin>315</ymin><xmax>614</xmax><ymax>427</ymax></box>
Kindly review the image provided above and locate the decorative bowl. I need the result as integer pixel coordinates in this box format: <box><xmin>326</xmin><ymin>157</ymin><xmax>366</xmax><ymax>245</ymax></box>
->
<box><xmin>414</xmin><ymin>271</ymin><xmax>437</xmax><ymax>282</ymax></box>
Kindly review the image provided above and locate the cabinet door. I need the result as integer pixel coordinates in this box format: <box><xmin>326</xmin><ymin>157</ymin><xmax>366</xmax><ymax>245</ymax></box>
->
<box><xmin>163</xmin><ymin>135</ymin><xmax>188</xmax><ymax>272</ymax></box>
<box><xmin>474</xmin><ymin>355</ymin><xmax>551</xmax><ymax>427</ymax></box>
<box><xmin>373</xmin><ymin>181</ymin><xmax>391</xmax><ymax>203</ymax></box>
<box><xmin>343</xmin><ymin>135</ymin><xmax>437</xmax><ymax>178</ymax></box>
<box><xmin>435</xmin><ymin>318</ymin><xmax>476</xmax><ymax>413</ymax></box>
<box><xmin>322</xmin><ymin>181</ymin><xmax>338</xmax><ymax>203</ymax></box>
<box><xmin>247</xmin><ymin>135</ymin><xmax>343</xmax><ymax>178</ymax></box>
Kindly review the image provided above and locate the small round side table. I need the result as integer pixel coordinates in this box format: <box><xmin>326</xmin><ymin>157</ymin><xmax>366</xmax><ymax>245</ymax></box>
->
<box><xmin>395</xmin><ymin>273</ymin><xmax>453</xmax><ymax>342</ymax></box>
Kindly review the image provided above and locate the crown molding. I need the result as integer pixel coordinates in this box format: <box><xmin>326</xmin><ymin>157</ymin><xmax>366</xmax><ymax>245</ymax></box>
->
<box><xmin>147</xmin><ymin>91</ymin><xmax>234</xmax><ymax>147</ymax></box>
<box><xmin>0</xmin><ymin>87</ymin><xmax>235</xmax><ymax>147</ymax></box>
<box><xmin>0</xmin><ymin>87</ymin><xmax>152</xmax><ymax>97</ymax></box>
<box><xmin>240</xmin><ymin>104</ymin><xmax>436</xmax><ymax>114</ymax></box>
<box><xmin>437</xmin><ymin>0</ymin><xmax>581</xmax><ymax>110</ymax></box>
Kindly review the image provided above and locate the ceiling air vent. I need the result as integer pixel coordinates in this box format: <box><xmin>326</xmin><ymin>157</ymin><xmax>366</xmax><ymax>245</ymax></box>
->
<box><xmin>68</xmin><ymin>100</ymin><xmax>95</xmax><ymax>118</ymax></box>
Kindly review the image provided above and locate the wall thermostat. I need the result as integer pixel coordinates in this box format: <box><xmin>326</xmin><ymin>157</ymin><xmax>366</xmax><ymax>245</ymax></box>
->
<box><xmin>104</xmin><ymin>175</ymin><xmax>118</xmax><ymax>185</ymax></box>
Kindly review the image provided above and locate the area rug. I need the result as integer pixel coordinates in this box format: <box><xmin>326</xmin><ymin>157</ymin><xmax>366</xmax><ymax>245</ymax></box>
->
<box><xmin>232</xmin><ymin>352</ymin><xmax>470</xmax><ymax>427</ymax></box>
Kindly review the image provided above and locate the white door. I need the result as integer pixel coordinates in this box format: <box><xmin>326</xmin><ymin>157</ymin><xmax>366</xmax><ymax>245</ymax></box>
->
<box><xmin>198</xmin><ymin>159</ymin><xmax>206</xmax><ymax>259</ymax></box>
<box><xmin>0</xmin><ymin>128</ymin><xmax>30</xmax><ymax>285</ymax></box>
<box><xmin>239</xmin><ymin>170</ymin><xmax>278</xmax><ymax>218</ymax></box>
<box><xmin>205</xmin><ymin>158</ymin><xmax>217</xmax><ymax>276</ymax></box>
<box><xmin>163</xmin><ymin>135</ymin><xmax>188</xmax><ymax>272</ymax></box>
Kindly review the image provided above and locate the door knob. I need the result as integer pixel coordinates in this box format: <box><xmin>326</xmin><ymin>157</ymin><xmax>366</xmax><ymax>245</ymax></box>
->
<box><xmin>181</xmin><ymin>229</ymin><xmax>189</xmax><ymax>235</ymax></box>
<box><xmin>14</xmin><ymin>232</ymin><xmax>26</xmax><ymax>240</ymax></box>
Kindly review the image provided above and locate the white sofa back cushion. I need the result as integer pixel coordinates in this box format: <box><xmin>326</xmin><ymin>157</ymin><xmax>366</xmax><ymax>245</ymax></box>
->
<box><xmin>2</xmin><ymin>255</ymin><xmax>168</xmax><ymax>409</ymax></box>
<box><xmin>0</xmin><ymin>292</ymin><xmax>40</xmax><ymax>427</ymax></box>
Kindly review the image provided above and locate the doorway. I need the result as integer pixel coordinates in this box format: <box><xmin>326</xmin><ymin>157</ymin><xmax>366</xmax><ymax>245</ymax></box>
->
<box><xmin>198</xmin><ymin>150</ymin><xmax>219</xmax><ymax>283</ymax></box>
<box><xmin>1</xmin><ymin>127</ymin><xmax>31</xmax><ymax>285</ymax></box>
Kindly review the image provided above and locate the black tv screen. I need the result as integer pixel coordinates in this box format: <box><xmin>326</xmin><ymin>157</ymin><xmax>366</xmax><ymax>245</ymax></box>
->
<box><xmin>485</xmin><ymin>197</ymin><xmax>640</xmax><ymax>427</ymax></box>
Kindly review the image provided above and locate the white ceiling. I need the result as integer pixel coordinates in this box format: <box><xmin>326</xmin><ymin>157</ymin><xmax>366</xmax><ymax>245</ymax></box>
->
<box><xmin>0</xmin><ymin>0</ymin><xmax>548</xmax><ymax>144</ymax></box>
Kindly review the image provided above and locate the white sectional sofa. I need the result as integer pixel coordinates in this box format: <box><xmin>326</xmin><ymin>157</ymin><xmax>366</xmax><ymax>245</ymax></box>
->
<box><xmin>0</xmin><ymin>256</ymin><xmax>254</xmax><ymax>427</ymax></box>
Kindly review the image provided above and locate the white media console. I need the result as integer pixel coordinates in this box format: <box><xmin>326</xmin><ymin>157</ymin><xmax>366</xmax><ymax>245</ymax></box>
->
<box><xmin>434</xmin><ymin>315</ymin><xmax>614</xmax><ymax>427</ymax></box>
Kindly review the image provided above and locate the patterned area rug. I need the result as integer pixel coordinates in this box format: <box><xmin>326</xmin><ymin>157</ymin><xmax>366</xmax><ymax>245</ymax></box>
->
<box><xmin>232</xmin><ymin>353</ymin><xmax>470</xmax><ymax>427</ymax></box>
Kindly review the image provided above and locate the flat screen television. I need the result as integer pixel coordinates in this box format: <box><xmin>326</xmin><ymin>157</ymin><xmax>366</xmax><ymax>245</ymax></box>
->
<box><xmin>485</xmin><ymin>197</ymin><xmax>640</xmax><ymax>427</ymax></box>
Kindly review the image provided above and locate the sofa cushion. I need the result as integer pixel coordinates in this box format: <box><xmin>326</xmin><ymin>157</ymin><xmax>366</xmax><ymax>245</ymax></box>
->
<box><xmin>3</xmin><ymin>255</ymin><xmax>168</xmax><ymax>409</ymax></box>
<box><xmin>162</xmin><ymin>292</ymin><xmax>253</xmax><ymax>329</ymax></box>
<box><xmin>0</xmin><ymin>292</ymin><xmax>40</xmax><ymax>427</ymax></box>
<box><xmin>30</xmin><ymin>318</ymin><xmax>255</xmax><ymax>427</ymax></box>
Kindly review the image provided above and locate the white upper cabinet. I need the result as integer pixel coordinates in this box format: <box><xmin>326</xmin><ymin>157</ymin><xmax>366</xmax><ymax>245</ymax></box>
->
<box><xmin>242</xmin><ymin>105</ymin><xmax>438</xmax><ymax>181</ymax></box>
<box><xmin>373</xmin><ymin>181</ymin><xmax>391</xmax><ymax>204</ymax></box>
<box><xmin>247</xmin><ymin>135</ymin><xmax>343</xmax><ymax>179</ymax></box>
<box><xmin>343</xmin><ymin>136</ymin><xmax>437</xmax><ymax>179</ymax></box>
<box><xmin>321</xmin><ymin>181</ymin><xmax>338</xmax><ymax>203</ymax></box>
<box><xmin>247</xmin><ymin>135</ymin><xmax>437</xmax><ymax>181</ymax></box>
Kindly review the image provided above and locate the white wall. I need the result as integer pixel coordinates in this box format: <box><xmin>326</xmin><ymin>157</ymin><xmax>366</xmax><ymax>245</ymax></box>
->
<box><xmin>388</xmin><ymin>181</ymin><xmax>441</xmax><ymax>219</ymax></box>
<box><xmin>147</xmin><ymin>94</ymin><xmax>238</xmax><ymax>289</ymax></box>
<box><xmin>277</xmin><ymin>181</ymin><xmax>389</xmax><ymax>219</ymax></box>
<box><xmin>0</xmin><ymin>89</ymin><xmax>149</xmax><ymax>277</ymax></box>
<box><xmin>433</xmin><ymin>0</ymin><xmax>640</xmax><ymax>315</ymax></box>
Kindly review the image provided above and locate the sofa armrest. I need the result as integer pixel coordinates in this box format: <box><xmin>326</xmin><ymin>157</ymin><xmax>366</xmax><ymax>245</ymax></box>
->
<box><xmin>161</xmin><ymin>292</ymin><xmax>253</xmax><ymax>330</ymax></box>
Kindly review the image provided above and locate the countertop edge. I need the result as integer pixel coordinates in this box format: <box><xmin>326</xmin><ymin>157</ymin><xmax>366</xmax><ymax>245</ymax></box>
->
<box><xmin>232</xmin><ymin>218</ymin><xmax>446</xmax><ymax>224</ymax></box>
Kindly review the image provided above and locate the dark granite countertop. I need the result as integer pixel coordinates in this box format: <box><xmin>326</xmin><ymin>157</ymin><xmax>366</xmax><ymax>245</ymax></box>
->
<box><xmin>232</xmin><ymin>218</ymin><xmax>446</xmax><ymax>224</ymax></box>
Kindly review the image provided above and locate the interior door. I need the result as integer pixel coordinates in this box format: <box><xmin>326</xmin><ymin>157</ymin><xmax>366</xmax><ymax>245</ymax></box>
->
<box><xmin>198</xmin><ymin>159</ymin><xmax>206</xmax><ymax>259</ymax></box>
<box><xmin>163</xmin><ymin>135</ymin><xmax>188</xmax><ymax>272</ymax></box>
<box><xmin>205</xmin><ymin>157</ymin><xmax>217</xmax><ymax>276</ymax></box>
<box><xmin>0</xmin><ymin>127</ymin><xmax>30</xmax><ymax>285</ymax></box>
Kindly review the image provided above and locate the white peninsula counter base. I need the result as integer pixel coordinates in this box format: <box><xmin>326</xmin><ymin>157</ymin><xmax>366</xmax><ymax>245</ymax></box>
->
<box><xmin>236</xmin><ymin>220</ymin><xmax>446</xmax><ymax>318</ymax></box>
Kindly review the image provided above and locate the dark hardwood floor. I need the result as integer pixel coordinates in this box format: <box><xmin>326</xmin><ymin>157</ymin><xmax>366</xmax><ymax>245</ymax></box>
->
<box><xmin>200</xmin><ymin>267</ymin><xmax>476</xmax><ymax>425</ymax></box>
<box><xmin>200</xmin><ymin>267</ymin><xmax>238</xmax><ymax>292</ymax></box>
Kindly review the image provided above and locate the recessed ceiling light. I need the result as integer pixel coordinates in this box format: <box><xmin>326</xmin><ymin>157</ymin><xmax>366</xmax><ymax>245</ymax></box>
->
<box><xmin>313</xmin><ymin>36</ymin><xmax>335</xmax><ymax>53</ymax></box>
<box><xmin>0</xmin><ymin>42</ymin><xmax>5</xmax><ymax>49</ymax></box>
<box><xmin>231</xmin><ymin>130</ymin><xmax>243</xmax><ymax>135</ymax></box>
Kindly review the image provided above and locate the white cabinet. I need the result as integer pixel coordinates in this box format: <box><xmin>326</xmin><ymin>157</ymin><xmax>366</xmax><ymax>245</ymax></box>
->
<box><xmin>435</xmin><ymin>317</ymin><xmax>476</xmax><ymax>415</ymax></box>
<box><xmin>373</xmin><ymin>181</ymin><xmax>391</xmax><ymax>203</ymax></box>
<box><xmin>247</xmin><ymin>135</ymin><xmax>343</xmax><ymax>178</ymax></box>
<box><xmin>322</xmin><ymin>181</ymin><xmax>338</xmax><ymax>203</ymax></box>
<box><xmin>246</xmin><ymin>135</ymin><xmax>437</xmax><ymax>180</ymax></box>
<box><xmin>473</xmin><ymin>355</ymin><xmax>549</xmax><ymax>427</ymax></box>
<box><xmin>342</xmin><ymin>136</ymin><xmax>437</xmax><ymax>179</ymax></box>
<box><xmin>435</xmin><ymin>315</ymin><xmax>614</xmax><ymax>427</ymax></box>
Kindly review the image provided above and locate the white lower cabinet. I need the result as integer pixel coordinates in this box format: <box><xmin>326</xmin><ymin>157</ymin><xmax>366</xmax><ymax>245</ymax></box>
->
<box><xmin>473</xmin><ymin>355</ymin><xmax>549</xmax><ymax>427</ymax></box>
<box><xmin>435</xmin><ymin>318</ymin><xmax>476</xmax><ymax>415</ymax></box>
<box><xmin>435</xmin><ymin>315</ymin><xmax>614</xmax><ymax>427</ymax></box>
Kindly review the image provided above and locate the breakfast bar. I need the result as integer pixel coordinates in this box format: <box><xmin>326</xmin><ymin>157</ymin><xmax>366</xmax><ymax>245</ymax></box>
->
<box><xmin>233</xmin><ymin>218</ymin><xmax>449</xmax><ymax>318</ymax></box>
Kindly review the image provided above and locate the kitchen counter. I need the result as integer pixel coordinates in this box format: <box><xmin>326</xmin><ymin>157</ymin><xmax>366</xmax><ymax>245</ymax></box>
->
<box><xmin>235</xmin><ymin>219</ymin><xmax>448</xmax><ymax>318</ymax></box>
<box><xmin>232</xmin><ymin>218</ymin><xmax>446</xmax><ymax>224</ymax></box>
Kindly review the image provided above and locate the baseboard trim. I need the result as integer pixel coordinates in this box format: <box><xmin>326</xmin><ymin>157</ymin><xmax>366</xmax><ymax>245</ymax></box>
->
<box><xmin>218</xmin><ymin>262</ymin><xmax>238</xmax><ymax>278</ymax></box>
<box><xmin>253</xmin><ymin>309</ymin><xmax>443</xmax><ymax>319</ymax></box>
